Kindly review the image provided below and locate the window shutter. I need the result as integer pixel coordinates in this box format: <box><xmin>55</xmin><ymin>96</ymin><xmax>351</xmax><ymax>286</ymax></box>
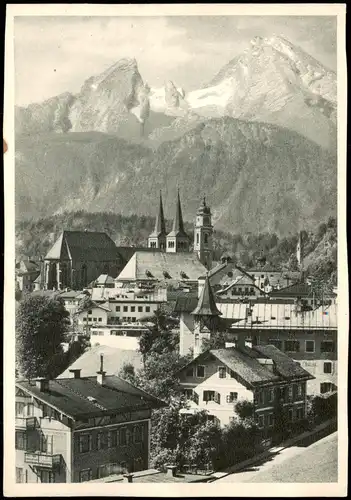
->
<box><xmin>226</xmin><ymin>395</ymin><xmax>230</xmax><ymax>403</ymax></box>
<box><xmin>215</xmin><ymin>392</ymin><xmax>221</xmax><ymax>404</ymax></box>
<box><xmin>107</xmin><ymin>431</ymin><xmax>111</xmax><ymax>448</ymax></box>
<box><xmin>203</xmin><ymin>391</ymin><xmax>207</xmax><ymax>402</ymax></box>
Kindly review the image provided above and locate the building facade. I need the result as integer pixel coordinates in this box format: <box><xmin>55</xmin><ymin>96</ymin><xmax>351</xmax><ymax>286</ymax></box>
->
<box><xmin>15</xmin><ymin>361</ymin><xmax>165</xmax><ymax>483</ymax></box>
<box><xmin>176</xmin><ymin>345</ymin><xmax>313</xmax><ymax>427</ymax></box>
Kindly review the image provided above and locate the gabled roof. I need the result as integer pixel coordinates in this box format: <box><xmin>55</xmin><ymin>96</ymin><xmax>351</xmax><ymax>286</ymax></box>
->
<box><xmin>59</xmin><ymin>290</ymin><xmax>83</xmax><ymax>299</ymax></box>
<box><xmin>191</xmin><ymin>275</ymin><xmax>222</xmax><ymax>316</ymax></box>
<box><xmin>252</xmin><ymin>344</ymin><xmax>312</xmax><ymax>379</ymax></box>
<box><xmin>17</xmin><ymin>373</ymin><xmax>165</xmax><ymax>420</ymax></box>
<box><xmin>16</xmin><ymin>259</ymin><xmax>40</xmax><ymax>275</ymax></box>
<box><xmin>179</xmin><ymin>345</ymin><xmax>314</xmax><ymax>388</ymax></box>
<box><xmin>118</xmin><ymin>251</ymin><xmax>206</xmax><ymax>282</ymax></box>
<box><xmin>94</xmin><ymin>274</ymin><xmax>115</xmax><ymax>285</ymax></box>
<box><xmin>217</xmin><ymin>276</ymin><xmax>265</xmax><ymax>295</ymax></box>
<box><xmin>269</xmin><ymin>282</ymin><xmax>313</xmax><ymax>297</ymax></box>
<box><xmin>45</xmin><ymin>231</ymin><xmax>121</xmax><ymax>262</ymax></box>
<box><xmin>58</xmin><ymin>345</ymin><xmax>143</xmax><ymax>378</ymax></box>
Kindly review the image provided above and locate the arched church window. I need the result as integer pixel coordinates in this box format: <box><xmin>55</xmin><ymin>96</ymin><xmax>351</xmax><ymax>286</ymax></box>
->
<box><xmin>204</xmin><ymin>233</ymin><xmax>209</xmax><ymax>244</ymax></box>
<box><xmin>196</xmin><ymin>233</ymin><xmax>199</xmax><ymax>244</ymax></box>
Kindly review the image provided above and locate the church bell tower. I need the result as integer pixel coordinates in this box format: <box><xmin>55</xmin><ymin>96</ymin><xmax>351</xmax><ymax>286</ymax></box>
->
<box><xmin>194</xmin><ymin>197</ymin><xmax>213</xmax><ymax>270</ymax></box>
<box><xmin>148</xmin><ymin>191</ymin><xmax>167</xmax><ymax>251</ymax></box>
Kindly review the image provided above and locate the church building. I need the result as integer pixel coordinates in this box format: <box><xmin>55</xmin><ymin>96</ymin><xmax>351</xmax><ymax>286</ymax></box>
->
<box><xmin>147</xmin><ymin>190</ymin><xmax>214</xmax><ymax>270</ymax></box>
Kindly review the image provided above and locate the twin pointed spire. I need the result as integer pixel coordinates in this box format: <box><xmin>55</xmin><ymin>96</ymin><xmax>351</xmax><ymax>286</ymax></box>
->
<box><xmin>169</xmin><ymin>188</ymin><xmax>187</xmax><ymax>237</ymax></box>
<box><xmin>150</xmin><ymin>191</ymin><xmax>166</xmax><ymax>237</ymax></box>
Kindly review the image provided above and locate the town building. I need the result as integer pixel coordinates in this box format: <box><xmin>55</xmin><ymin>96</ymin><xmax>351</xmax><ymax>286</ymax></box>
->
<box><xmin>42</xmin><ymin>231</ymin><xmax>125</xmax><ymax>291</ymax></box>
<box><xmin>89</xmin><ymin>324</ymin><xmax>153</xmax><ymax>350</ymax></box>
<box><xmin>117</xmin><ymin>251</ymin><xmax>206</xmax><ymax>289</ymax></box>
<box><xmin>176</xmin><ymin>344</ymin><xmax>313</xmax><ymax>427</ymax></box>
<box><xmin>16</xmin><ymin>259</ymin><xmax>40</xmax><ymax>292</ymax></box>
<box><xmin>174</xmin><ymin>277</ymin><xmax>337</xmax><ymax>396</ymax></box>
<box><xmin>74</xmin><ymin>300</ymin><xmax>111</xmax><ymax>332</ymax></box>
<box><xmin>15</xmin><ymin>355</ymin><xmax>165</xmax><ymax>483</ymax></box>
<box><xmin>58</xmin><ymin>345</ymin><xmax>143</xmax><ymax>378</ymax></box>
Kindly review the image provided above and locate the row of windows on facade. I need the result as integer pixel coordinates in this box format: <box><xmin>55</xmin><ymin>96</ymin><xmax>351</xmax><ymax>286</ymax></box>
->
<box><xmin>149</xmin><ymin>240</ymin><xmax>189</xmax><ymax>249</ymax></box>
<box><xmin>16</xmin><ymin>468</ymin><xmax>55</xmax><ymax>484</ymax></box>
<box><xmin>254</xmin><ymin>406</ymin><xmax>305</xmax><ymax>429</ymax></box>
<box><xmin>115</xmin><ymin>305</ymin><xmax>151</xmax><ymax>313</ymax></box>
<box><xmin>77</xmin><ymin>425</ymin><xmax>144</xmax><ymax>453</ymax></box>
<box><xmin>15</xmin><ymin>425</ymin><xmax>144</xmax><ymax>453</ymax></box>
<box><xmin>79</xmin><ymin>458</ymin><xmax>144</xmax><ymax>482</ymax></box>
<box><xmin>269</xmin><ymin>339</ymin><xmax>336</xmax><ymax>354</ymax></box>
<box><xmin>183</xmin><ymin>384</ymin><xmax>304</xmax><ymax>406</ymax></box>
<box><xmin>16</xmin><ymin>461</ymin><xmax>144</xmax><ymax>483</ymax></box>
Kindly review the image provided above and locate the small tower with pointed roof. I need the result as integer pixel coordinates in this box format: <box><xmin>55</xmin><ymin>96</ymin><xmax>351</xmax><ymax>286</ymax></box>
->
<box><xmin>148</xmin><ymin>191</ymin><xmax>167</xmax><ymax>251</ymax></box>
<box><xmin>190</xmin><ymin>274</ymin><xmax>222</xmax><ymax>357</ymax></box>
<box><xmin>194</xmin><ymin>196</ymin><xmax>213</xmax><ymax>270</ymax></box>
<box><xmin>166</xmin><ymin>190</ymin><xmax>190</xmax><ymax>253</ymax></box>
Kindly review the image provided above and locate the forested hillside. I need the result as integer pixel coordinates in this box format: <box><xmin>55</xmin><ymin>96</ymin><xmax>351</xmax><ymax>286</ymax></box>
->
<box><xmin>16</xmin><ymin>211</ymin><xmax>337</xmax><ymax>286</ymax></box>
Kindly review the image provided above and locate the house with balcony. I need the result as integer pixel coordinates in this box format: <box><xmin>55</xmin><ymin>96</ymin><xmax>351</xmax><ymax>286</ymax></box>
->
<box><xmin>15</xmin><ymin>355</ymin><xmax>165</xmax><ymax>483</ymax></box>
<box><xmin>176</xmin><ymin>344</ymin><xmax>314</xmax><ymax>428</ymax></box>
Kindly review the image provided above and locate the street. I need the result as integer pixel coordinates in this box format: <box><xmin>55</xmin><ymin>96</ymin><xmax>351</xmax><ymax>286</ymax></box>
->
<box><xmin>217</xmin><ymin>432</ymin><xmax>338</xmax><ymax>483</ymax></box>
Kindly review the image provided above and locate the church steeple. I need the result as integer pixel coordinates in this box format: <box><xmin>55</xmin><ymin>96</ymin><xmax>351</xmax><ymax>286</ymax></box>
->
<box><xmin>172</xmin><ymin>189</ymin><xmax>186</xmax><ymax>235</ymax></box>
<box><xmin>190</xmin><ymin>273</ymin><xmax>222</xmax><ymax>357</ymax></box>
<box><xmin>194</xmin><ymin>195</ymin><xmax>213</xmax><ymax>270</ymax></box>
<box><xmin>166</xmin><ymin>189</ymin><xmax>190</xmax><ymax>253</ymax></box>
<box><xmin>148</xmin><ymin>191</ymin><xmax>167</xmax><ymax>251</ymax></box>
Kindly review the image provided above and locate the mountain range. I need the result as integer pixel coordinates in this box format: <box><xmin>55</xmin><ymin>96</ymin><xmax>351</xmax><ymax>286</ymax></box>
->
<box><xmin>15</xmin><ymin>35</ymin><xmax>337</xmax><ymax>235</ymax></box>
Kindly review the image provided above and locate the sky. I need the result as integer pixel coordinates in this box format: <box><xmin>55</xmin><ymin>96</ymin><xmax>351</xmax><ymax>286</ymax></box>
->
<box><xmin>14</xmin><ymin>15</ymin><xmax>337</xmax><ymax>107</ymax></box>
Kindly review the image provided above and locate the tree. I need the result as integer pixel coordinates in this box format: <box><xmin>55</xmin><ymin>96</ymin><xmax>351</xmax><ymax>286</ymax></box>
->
<box><xmin>234</xmin><ymin>400</ymin><xmax>255</xmax><ymax>422</ymax></box>
<box><xmin>118</xmin><ymin>362</ymin><xmax>138</xmax><ymax>385</ymax></box>
<box><xmin>138</xmin><ymin>309</ymin><xmax>178</xmax><ymax>360</ymax></box>
<box><xmin>201</xmin><ymin>331</ymin><xmax>227</xmax><ymax>351</ymax></box>
<box><xmin>16</xmin><ymin>293</ymin><xmax>70</xmax><ymax>379</ymax></box>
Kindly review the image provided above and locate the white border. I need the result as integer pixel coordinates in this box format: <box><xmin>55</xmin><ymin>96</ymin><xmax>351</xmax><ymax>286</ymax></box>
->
<box><xmin>4</xmin><ymin>4</ymin><xmax>348</xmax><ymax>497</ymax></box>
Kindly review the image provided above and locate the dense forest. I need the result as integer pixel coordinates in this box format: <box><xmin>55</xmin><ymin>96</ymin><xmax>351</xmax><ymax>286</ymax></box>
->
<box><xmin>16</xmin><ymin>211</ymin><xmax>337</xmax><ymax>286</ymax></box>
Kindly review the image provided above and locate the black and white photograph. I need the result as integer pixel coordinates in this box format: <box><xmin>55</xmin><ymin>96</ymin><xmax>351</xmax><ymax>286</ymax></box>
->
<box><xmin>3</xmin><ymin>3</ymin><xmax>347</xmax><ymax>496</ymax></box>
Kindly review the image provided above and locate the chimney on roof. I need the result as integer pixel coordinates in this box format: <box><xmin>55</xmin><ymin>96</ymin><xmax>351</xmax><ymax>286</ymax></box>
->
<box><xmin>123</xmin><ymin>473</ymin><xmax>134</xmax><ymax>483</ymax></box>
<box><xmin>35</xmin><ymin>378</ymin><xmax>50</xmax><ymax>392</ymax></box>
<box><xmin>69</xmin><ymin>369</ymin><xmax>81</xmax><ymax>379</ymax></box>
<box><xmin>165</xmin><ymin>465</ymin><xmax>177</xmax><ymax>477</ymax></box>
<box><xmin>97</xmin><ymin>353</ymin><xmax>106</xmax><ymax>385</ymax></box>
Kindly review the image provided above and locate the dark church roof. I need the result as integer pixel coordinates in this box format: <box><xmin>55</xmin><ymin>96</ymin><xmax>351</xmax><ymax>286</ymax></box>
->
<box><xmin>45</xmin><ymin>231</ymin><xmax>122</xmax><ymax>262</ymax></box>
<box><xmin>191</xmin><ymin>275</ymin><xmax>222</xmax><ymax>316</ymax></box>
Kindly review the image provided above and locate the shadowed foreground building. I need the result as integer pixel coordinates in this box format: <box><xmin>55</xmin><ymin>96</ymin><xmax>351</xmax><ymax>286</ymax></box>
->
<box><xmin>15</xmin><ymin>356</ymin><xmax>165</xmax><ymax>483</ymax></box>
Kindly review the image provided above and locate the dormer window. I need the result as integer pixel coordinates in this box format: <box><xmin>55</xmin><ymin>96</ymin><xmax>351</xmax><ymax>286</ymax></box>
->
<box><xmin>145</xmin><ymin>270</ymin><xmax>153</xmax><ymax>278</ymax></box>
<box><xmin>180</xmin><ymin>271</ymin><xmax>189</xmax><ymax>279</ymax></box>
<box><xmin>163</xmin><ymin>271</ymin><xmax>171</xmax><ymax>279</ymax></box>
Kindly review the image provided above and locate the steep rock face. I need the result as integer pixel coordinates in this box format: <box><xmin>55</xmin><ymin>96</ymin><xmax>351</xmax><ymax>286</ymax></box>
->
<box><xmin>186</xmin><ymin>36</ymin><xmax>336</xmax><ymax>149</ymax></box>
<box><xmin>15</xmin><ymin>92</ymin><xmax>75</xmax><ymax>135</ymax></box>
<box><xmin>68</xmin><ymin>58</ymin><xmax>150</xmax><ymax>134</ymax></box>
<box><xmin>15</xmin><ymin>117</ymin><xmax>336</xmax><ymax>235</ymax></box>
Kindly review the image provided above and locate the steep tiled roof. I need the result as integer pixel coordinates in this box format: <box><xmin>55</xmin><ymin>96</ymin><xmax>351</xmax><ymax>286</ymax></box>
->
<box><xmin>58</xmin><ymin>345</ymin><xmax>143</xmax><ymax>378</ymax></box>
<box><xmin>252</xmin><ymin>345</ymin><xmax>312</xmax><ymax>379</ymax></box>
<box><xmin>269</xmin><ymin>282</ymin><xmax>324</xmax><ymax>298</ymax></box>
<box><xmin>16</xmin><ymin>260</ymin><xmax>40</xmax><ymax>275</ymax></box>
<box><xmin>18</xmin><ymin>372</ymin><xmax>164</xmax><ymax>419</ymax></box>
<box><xmin>192</xmin><ymin>275</ymin><xmax>222</xmax><ymax>316</ymax></box>
<box><xmin>45</xmin><ymin>231</ymin><xmax>121</xmax><ymax>262</ymax></box>
<box><xmin>94</xmin><ymin>274</ymin><xmax>115</xmax><ymax>285</ymax></box>
<box><xmin>210</xmin><ymin>348</ymin><xmax>281</xmax><ymax>386</ymax></box>
<box><xmin>118</xmin><ymin>252</ymin><xmax>206</xmax><ymax>281</ymax></box>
